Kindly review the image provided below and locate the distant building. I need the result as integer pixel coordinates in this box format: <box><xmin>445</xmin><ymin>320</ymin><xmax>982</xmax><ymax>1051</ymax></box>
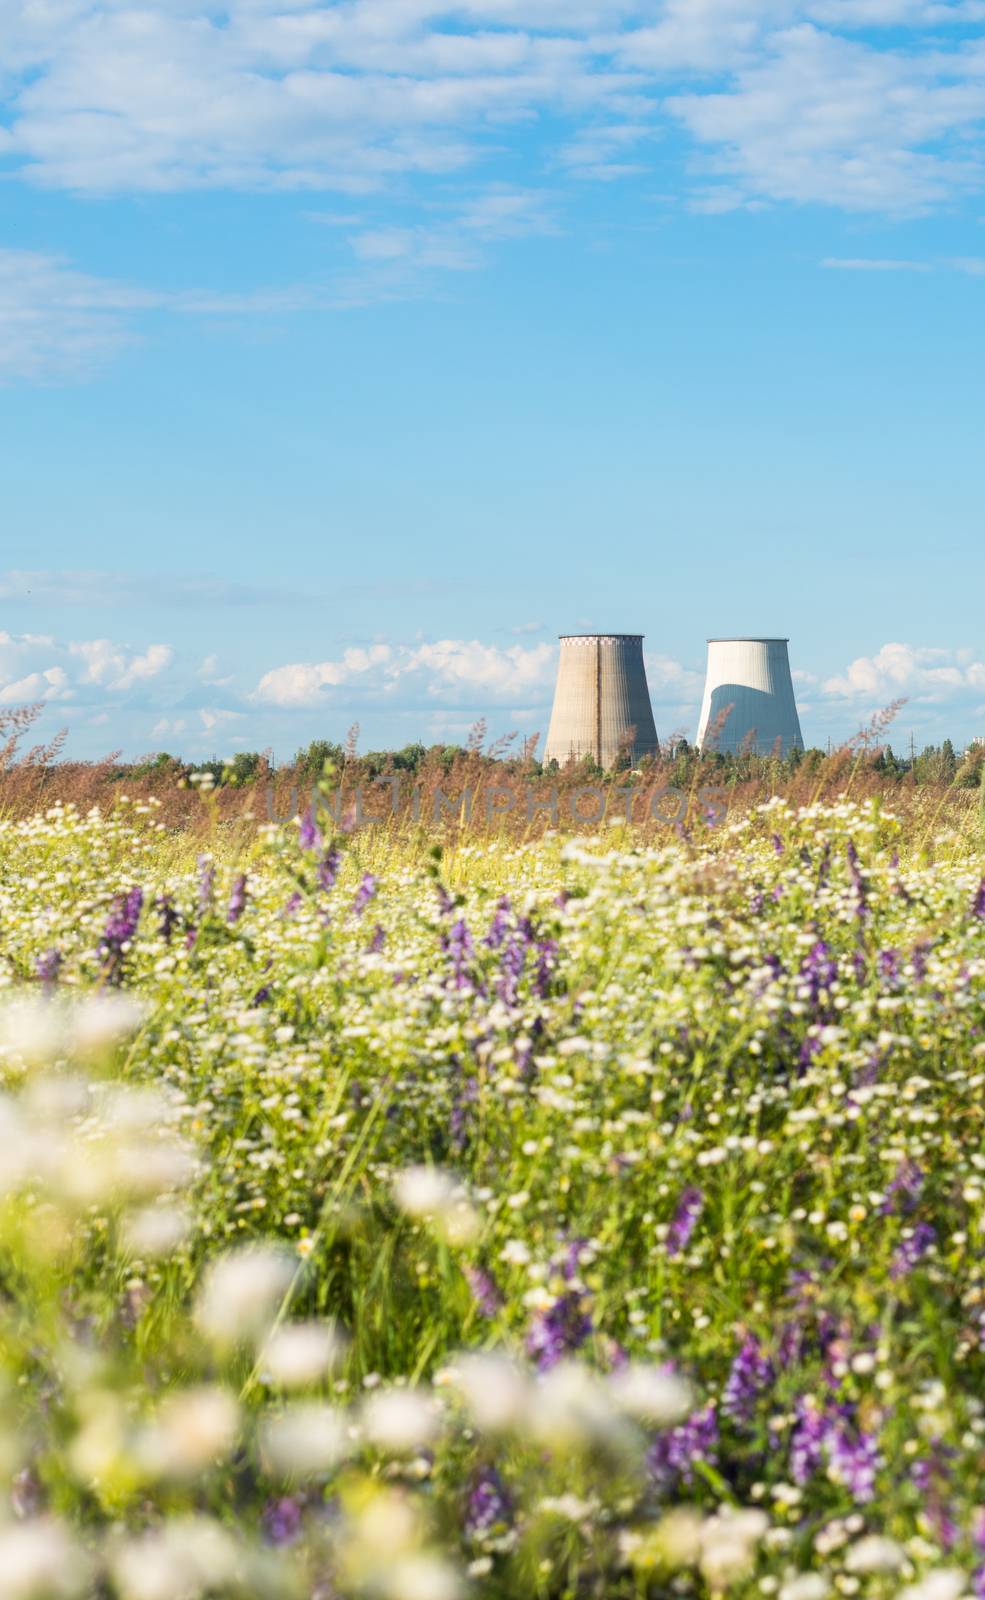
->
<box><xmin>696</xmin><ymin>638</ymin><xmax>804</xmax><ymax>757</ymax></box>
<box><xmin>544</xmin><ymin>634</ymin><xmax>659</xmax><ymax>769</ymax></box>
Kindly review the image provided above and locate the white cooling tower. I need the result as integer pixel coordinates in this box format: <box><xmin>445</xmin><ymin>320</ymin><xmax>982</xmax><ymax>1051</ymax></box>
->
<box><xmin>544</xmin><ymin>634</ymin><xmax>659</xmax><ymax>769</ymax></box>
<box><xmin>696</xmin><ymin>638</ymin><xmax>804</xmax><ymax>756</ymax></box>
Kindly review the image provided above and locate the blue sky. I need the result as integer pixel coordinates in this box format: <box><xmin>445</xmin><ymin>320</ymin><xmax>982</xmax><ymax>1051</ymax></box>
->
<box><xmin>2</xmin><ymin>0</ymin><xmax>984</xmax><ymax>762</ymax></box>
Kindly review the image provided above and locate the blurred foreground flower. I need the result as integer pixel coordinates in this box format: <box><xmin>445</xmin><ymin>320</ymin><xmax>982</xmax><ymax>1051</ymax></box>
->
<box><xmin>194</xmin><ymin>1245</ymin><xmax>296</xmax><ymax>1349</ymax></box>
<box><xmin>393</xmin><ymin>1166</ymin><xmax>479</xmax><ymax>1245</ymax></box>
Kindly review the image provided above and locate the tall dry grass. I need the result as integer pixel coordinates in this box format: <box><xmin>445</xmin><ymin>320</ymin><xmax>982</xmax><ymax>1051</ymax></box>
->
<box><xmin>1</xmin><ymin>702</ymin><xmax>981</xmax><ymax>863</ymax></box>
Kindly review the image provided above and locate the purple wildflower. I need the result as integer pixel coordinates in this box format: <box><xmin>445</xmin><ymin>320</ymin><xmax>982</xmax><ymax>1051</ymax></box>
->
<box><xmin>526</xmin><ymin>1285</ymin><xmax>593</xmax><ymax>1371</ymax></box>
<box><xmin>443</xmin><ymin>918</ymin><xmax>476</xmax><ymax>989</ymax></box>
<box><xmin>351</xmin><ymin>873</ymin><xmax>378</xmax><ymax>917</ymax></box>
<box><xmin>464</xmin><ymin>1265</ymin><xmax>503</xmax><ymax>1318</ymax></box>
<box><xmin>450</xmin><ymin>1072</ymin><xmax>478</xmax><ymax>1152</ymax></box>
<box><xmin>36</xmin><ymin>948</ymin><xmax>62</xmax><ymax>986</ymax></box>
<box><xmin>435</xmin><ymin>883</ymin><xmax>456</xmax><ymax>916</ymax></box>
<box><xmin>533</xmin><ymin>938</ymin><xmax>557</xmax><ymax>999</ymax></box>
<box><xmin>828</xmin><ymin>1422</ymin><xmax>881</xmax><ymax>1503</ymax></box>
<box><xmin>484</xmin><ymin>896</ymin><xmax>511</xmax><ymax>949</ymax></box>
<box><xmin>498</xmin><ymin>937</ymin><xmax>525</xmax><ymax>1006</ymax></box>
<box><xmin>722</xmin><ymin>1335</ymin><xmax>773</xmax><ymax>1423</ymax></box>
<box><xmin>368</xmin><ymin>923</ymin><xmax>386</xmax><ymax>953</ymax></box>
<box><xmin>800</xmin><ymin>940</ymin><xmax>838</xmax><ymax>1004</ymax></box>
<box><xmin>881</xmin><ymin>1158</ymin><xmax>924</xmax><ymax>1215</ymax></box>
<box><xmin>772</xmin><ymin>832</ymin><xmax>784</xmax><ymax>855</ymax></box>
<box><xmin>890</xmin><ymin>1221</ymin><xmax>936</xmax><ymax>1280</ymax></box>
<box><xmin>317</xmin><ymin>847</ymin><xmax>341</xmax><ymax>891</ymax></box>
<box><xmin>778</xmin><ymin>1316</ymin><xmax>804</xmax><ymax>1367</ymax></box>
<box><xmin>299</xmin><ymin>808</ymin><xmax>322</xmax><ymax>852</ymax></box>
<box><xmin>847</xmin><ymin>840</ymin><xmax>869</xmax><ymax>922</ymax></box>
<box><xmin>465</xmin><ymin>1466</ymin><xmax>513</xmax><ymax>1543</ymax></box>
<box><xmin>558</xmin><ymin>1238</ymin><xmax>590</xmax><ymax>1280</ymax></box>
<box><xmin>910</xmin><ymin>1444</ymin><xmax>957</xmax><ymax>1510</ymax></box>
<box><xmin>197</xmin><ymin>855</ymin><xmax>215</xmax><ymax>913</ymax></box>
<box><xmin>227</xmin><ymin>873</ymin><xmax>248</xmax><ymax>924</ymax></box>
<box><xmin>877</xmin><ymin>947</ymin><xmax>901</xmax><ymax>988</ymax></box>
<box><xmin>98</xmin><ymin>887</ymin><xmax>143</xmax><ymax>984</ymax></box>
<box><xmin>156</xmin><ymin>893</ymin><xmax>179</xmax><ymax>944</ymax></box>
<box><xmin>262</xmin><ymin>1496</ymin><xmax>304</xmax><ymax>1546</ymax></box>
<box><xmin>648</xmin><ymin>1403</ymin><xmax>719</xmax><ymax>1491</ymax></box>
<box><xmin>666</xmin><ymin>1186</ymin><xmax>704</xmax><ymax>1258</ymax></box>
<box><xmin>790</xmin><ymin>1398</ymin><xmax>830</xmax><ymax>1485</ymax></box>
<box><xmin>971</xmin><ymin>1510</ymin><xmax>985</xmax><ymax>1598</ymax></box>
<box><xmin>973</xmin><ymin>878</ymin><xmax>985</xmax><ymax>920</ymax></box>
<box><xmin>911</xmin><ymin>939</ymin><xmax>932</xmax><ymax>981</ymax></box>
<box><xmin>815</xmin><ymin>841</ymin><xmax>831</xmax><ymax>889</ymax></box>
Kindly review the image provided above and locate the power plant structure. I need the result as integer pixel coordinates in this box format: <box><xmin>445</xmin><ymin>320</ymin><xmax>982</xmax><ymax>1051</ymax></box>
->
<box><xmin>696</xmin><ymin>637</ymin><xmax>804</xmax><ymax>756</ymax></box>
<box><xmin>544</xmin><ymin>634</ymin><xmax>659</xmax><ymax>769</ymax></box>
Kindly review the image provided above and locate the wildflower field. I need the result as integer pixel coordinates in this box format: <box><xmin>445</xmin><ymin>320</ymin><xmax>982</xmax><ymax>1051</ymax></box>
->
<box><xmin>2</xmin><ymin>793</ymin><xmax>985</xmax><ymax>1600</ymax></box>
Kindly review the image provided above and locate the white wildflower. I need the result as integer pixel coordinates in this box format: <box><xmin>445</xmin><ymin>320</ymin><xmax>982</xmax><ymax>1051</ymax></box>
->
<box><xmin>122</xmin><ymin>1204</ymin><xmax>192</xmax><ymax>1258</ymax></box>
<box><xmin>608</xmin><ymin>1363</ymin><xmax>693</xmax><ymax>1425</ymax></box>
<box><xmin>448</xmin><ymin>1352</ymin><xmax>530</xmax><ymax>1433</ymax></box>
<box><xmin>699</xmin><ymin>1508</ymin><xmax>769</xmax><ymax>1589</ymax></box>
<box><xmin>111</xmin><ymin>1517</ymin><xmax>240</xmax><ymax>1600</ymax></box>
<box><xmin>0</xmin><ymin>1519</ymin><xmax>88</xmax><ymax>1599</ymax></box>
<box><xmin>898</xmin><ymin>1572</ymin><xmax>968</xmax><ymax>1600</ymax></box>
<box><xmin>526</xmin><ymin>1361</ymin><xmax>633</xmax><ymax>1454</ymax></box>
<box><xmin>137</xmin><ymin>1387</ymin><xmax>239</xmax><ymax>1478</ymax></box>
<box><xmin>538</xmin><ymin>1493</ymin><xmax>598</xmax><ymax>1521</ymax></box>
<box><xmin>261</xmin><ymin>1321</ymin><xmax>345</xmax><ymax>1388</ymax></box>
<box><xmin>392</xmin><ymin>1166</ymin><xmax>478</xmax><ymax>1244</ymax></box>
<box><xmin>844</xmin><ymin>1535</ymin><xmax>907</xmax><ymax>1573</ymax></box>
<box><xmin>362</xmin><ymin>1387</ymin><xmax>441</xmax><ymax>1452</ymax></box>
<box><xmin>780</xmin><ymin>1575</ymin><xmax>829</xmax><ymax>1600</ymax></box>
<box><xmin>382</xmin><ymin>1553</ymin><xmax>463</xmax><ymax>1600</ymax></box>
<box><xmin>259</xmin><ymin>1402</ymin><xmax>350</xmax><ymax>1476</ymax></box>
<box><xmin>194</xmin><ymin>1245</ymin><xmax>294</xmax><ymax>1347</ymax></box>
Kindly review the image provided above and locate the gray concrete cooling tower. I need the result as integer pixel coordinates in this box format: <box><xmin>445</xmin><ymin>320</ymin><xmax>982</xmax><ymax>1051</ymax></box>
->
<box><xmin>544</xmin><ymin>634</ymin><xmax>659</xmax><ymax>769</ymax></box>
<box><xmin>696</xmin><ymin>638</ymin><xmax>804</xmax><ymax>756</ymax></box>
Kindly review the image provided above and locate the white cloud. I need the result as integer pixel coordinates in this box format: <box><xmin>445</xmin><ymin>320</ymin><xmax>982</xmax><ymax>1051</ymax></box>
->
<box><xmin>643</xmin><ymin>651</ymin><xmax>704</xmax><ymax>703</ymax></box>
<box><xmin>0</xmin><ymin>666</ymin><xmax>71</xmax><ymax>705</ymax></box>
<box><xmin>823</xmin><ymin>641</ymin><xmax>985</xmax><ymax>703</ymax></box>
<box><xmin>199</xmin><ymin>708</ymin><xmax>246</xmax><ymax>731</ymax></box>
<box><xmin>666</xmin><ymin>21</ymin><xmax>985</xmax><ymax>213</ymax></box>
<box><xmin>255</xmin><ymin>645</ymin><xmax>395</xmax><ymax>707</ymax></box>
<box><xmin>0</xmin><ymin>629</ymin><xmax>175</xmax><ymax>708</ymax></box>
<box><xmin>0</xmin><ymin>248</ymin><xmax>146</xmax><ymax>381</ymax></box>
<box><xmin>821</xmin><ymin>257</ymin><xmax>932</xmax><ymax>271</ymax></box>
<box><xmin>68</xmin><ymin>639</ymin><xmax>173</xmax><ymax>691</ymax></box>
<box><xmin>198</xmin><ymin>653</ymin><xmax>235</xmax><ymax>687</ymax></box>
<box><xmin>0</xmin><ymin>1</ymin><xmax>983</xmax><ymax>215</ymax></box>
<box><xmin>254</xmin><ymin>638</ymin><xmax>556</xmax><ymax>708</ymax></box>
<box><xmin>822</xmin><ymin>256</ymin><xmax>985</xmax><ymax>273</ymax></box>
<box><xmin>0</xmin><ymin>248</ymin><xmax>368</xmax><ymax>381</ymax></box>
<box><xmin>0</xmin><ymin>186</ymin><xmax>556</xmax><ymax>377</ymax></box>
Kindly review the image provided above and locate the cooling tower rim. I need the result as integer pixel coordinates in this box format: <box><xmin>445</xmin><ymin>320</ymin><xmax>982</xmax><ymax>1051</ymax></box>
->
<box><xmin>706</xmin><ymin>636</ymin><xmax>790</xmax><ymax>644</ymax></box>
<box><xmin>557</xmin><ymin>632</ymin><xmax>646</xmax><ymax>642</ymax></box>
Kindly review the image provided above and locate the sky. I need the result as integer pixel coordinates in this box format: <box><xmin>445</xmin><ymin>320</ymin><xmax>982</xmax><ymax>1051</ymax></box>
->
<box><xmin>1</xmin><ymin>0</ymin><xmax>984</xmax><ymax>764</ymax></box>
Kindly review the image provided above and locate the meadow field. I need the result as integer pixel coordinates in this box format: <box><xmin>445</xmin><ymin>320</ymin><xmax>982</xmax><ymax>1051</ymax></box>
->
<box><xmin>2</xmin><ymin>783</ymin><xmax>985</xmax><ymax>1600</ymax></box>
